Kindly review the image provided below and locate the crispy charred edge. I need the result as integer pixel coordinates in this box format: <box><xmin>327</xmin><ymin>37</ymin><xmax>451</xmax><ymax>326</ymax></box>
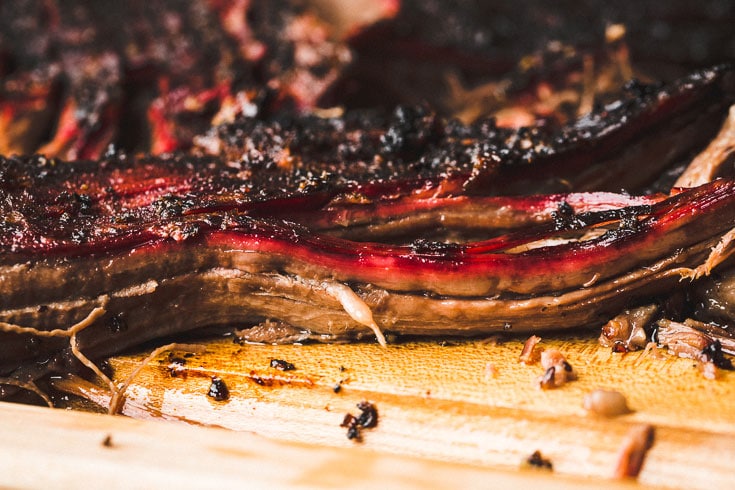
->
<box><xmin>463</xmin><ymin>64</ymin><xmax>735</xmax><ymax>194</ymax></box>
<box><xmin>2</xmin><ymin>179</ymin><xmax>734</xmax><ymax>298</ymax></box>
<box><xmin>0</xmin><ymin>149</ymin><xmax>663</xmax><ymax>226</ymax></box>
<box><xmin>0</xmin><ymin>147</ymin><xmax>664</xmax><ymax>249</ymax></box>
<box><xmin>0</xmin><ymin>66</ymin><xmax>730</xmax><ymax>241</ymax></box>
<box><xmin>193</xmin><ymin>64</ymin><xmax>735</xmax><ymax>198</ymax></box>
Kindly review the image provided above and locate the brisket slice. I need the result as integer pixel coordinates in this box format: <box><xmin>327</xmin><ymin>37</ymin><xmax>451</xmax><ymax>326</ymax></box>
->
<box><xmin>0</xmin><ymin>238</ymin><xmax>716</xmax><ymax>376</ymax></box>
<box><xmin>196</xmin><ymin>65</ymin><xmax>735</xmax><ymax>195</ymax></box>
<box><xmin>0</xmin><ymin>66</ymin><xmax>731</xmax><ymax>263</ymax></box>
<box><xmin>1</xmin><ymin>150</ymin><xmax>734</xmax><ymax>375</ymax></box>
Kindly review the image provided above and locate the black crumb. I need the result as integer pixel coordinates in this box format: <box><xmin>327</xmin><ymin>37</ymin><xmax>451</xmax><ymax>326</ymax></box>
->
<box><xmin>341</xmin><ymin>401</ymin><xmax>379</xmax><ymax>441</ymax></box>
<box><xmin>207</xmin><ymin>376</ymin><xmax>230</xmax><ymax>401</ymax></box>
<box><xmin>270</xmin><ymin>359</ymin><xmax>296</xmax><ymax>371</ymax></box>
<box><xmin>333</xmin><ymin>377</ymin><xmax>349</xmax><ymax>393</ymax></box>
<box><xmin>168</xmin><ymin>355</ymin><xmax>187</xmax><ymax>377</ymax></box>
<box><xmin>102</xmin><ymin>434</ymin><xmax>113</xmax><ymax>448</ymax></box>
<box><xmin>355</xmin><ymin>401</ymin><xmax>378</xmax><ymax>428</ymax></box>
<box><xmin>525</xmin><ymin>450</ymin><xmax>553</xmax><ymax>470</ymax></box>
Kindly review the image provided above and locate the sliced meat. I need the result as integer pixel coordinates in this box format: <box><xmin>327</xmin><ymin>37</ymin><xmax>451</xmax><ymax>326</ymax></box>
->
<box><xmin>1</xmin><ymin>172</ymin><xmax>734</xmax><ymax>377</ymax></box>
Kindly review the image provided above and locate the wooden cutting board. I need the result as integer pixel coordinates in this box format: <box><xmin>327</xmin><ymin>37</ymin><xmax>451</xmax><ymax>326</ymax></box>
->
<box><xmin>48</xmin><ymin>331</ymin><xmax>735</xmax><ymax>488</ymax></box>
<box><xmin>0</xmin><ymin>397</ymin><xmax>654</xmax><ymax>489</ymax></box>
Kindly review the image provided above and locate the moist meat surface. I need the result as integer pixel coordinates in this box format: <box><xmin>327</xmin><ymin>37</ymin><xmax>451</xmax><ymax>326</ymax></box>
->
<box><xmin>1</xmin><ymin>2</ymin><xmax>735</xmax><ymax>387</ymax></box>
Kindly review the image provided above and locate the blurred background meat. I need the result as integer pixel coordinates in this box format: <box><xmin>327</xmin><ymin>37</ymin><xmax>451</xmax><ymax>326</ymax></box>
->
<box><xmin>324</xmin><ymin>0</ymin><xmax>735</xmax><ymax>121</ymax></box>
<box><xmin>2</xmin><ymin>1</ymin><xmax>734</xmax><ymax>160</ymax></box>
<box><xmin>0</xmin><ymin>0</ymin><xmax>350</xmax><ymax>158</ymax></box>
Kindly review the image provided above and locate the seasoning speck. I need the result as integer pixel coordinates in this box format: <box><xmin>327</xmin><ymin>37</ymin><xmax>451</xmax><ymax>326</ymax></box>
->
<box><xmin>102</xmin><ymin>434</ymin><xmax>113</xmax><ymax>448</ymax></box>
<box><xmin>355</xmin><ymin>401</ymin><xmax>378</xmax><ymax>428</ymax></box>
<box><xmin>270</xmin><ymin>359</ymin><xmax>296</xmax><ymax>371</ymax></box>
<box><xmin>207</xmin><ymin>376</ymin><xmax>230</xmax><ymax>401</ymax></box>
<box><xmin>524</xmin><ymin>450</ymin><xmax>553</xmax><ymax>470</ymax></box>
<box><xmin>168</xmin><ymin>355</ymin><xmax>187</xmax><ymax>378</ymax></box>
<box><xmin>340</xmin><ymin>401</ymin><xmax>379</xmax><ymax>442</ymax></box>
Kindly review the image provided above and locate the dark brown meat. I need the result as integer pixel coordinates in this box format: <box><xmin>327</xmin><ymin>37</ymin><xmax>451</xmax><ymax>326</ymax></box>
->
<box><xmin>1</xmin><ymin>4</ymin><xmax>735</xmax><ymax>392</ymax></box>
<box><xmin>692</xmin><ymin>268</ymin><xmax>735</xmax><ymax>326</ymax></box>
<box><xmin>197</xmin><ymin>64</ymin><xmax>735</xmax><ymax>196</ymax></box>
<box><xmin>1</xmin><ymin>149</ymin><xmax>734</xmax><ymax>377</ymax></box>
<box><xmin>599</xmin><ymin>305</ymin><xmax>658</xmax><ymax>352</ymax></box>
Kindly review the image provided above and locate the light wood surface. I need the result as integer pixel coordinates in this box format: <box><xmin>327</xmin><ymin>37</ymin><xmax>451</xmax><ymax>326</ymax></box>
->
<box><xmin>0</xmin><ymin>399</ymin><xmax>652</xmax><ymax>489</ymax></box>
<box><xmin>47</xmin><ymin>332</ymin><xmax>735</xmax><ymax>488</ymax></box>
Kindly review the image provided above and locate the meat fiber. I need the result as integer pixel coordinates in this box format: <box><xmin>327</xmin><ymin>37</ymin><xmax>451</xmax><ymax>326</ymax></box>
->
<box><xmin>197</xmin><ymin>65</ymin><xmax>735</xmax><ymax>197</ymax></box>
<box><xmin>1</xmin><ymin>150</ymin><xmax>734</xmax><ymax>378</ymax></box>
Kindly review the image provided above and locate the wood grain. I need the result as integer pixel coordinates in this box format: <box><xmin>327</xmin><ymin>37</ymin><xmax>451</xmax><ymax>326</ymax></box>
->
<box><xmin>55</xmin><ymin>332</ymin><xmax>735</xmax><ymax>489</ymax></box>
<box><xmin>0</xmin><ymin>400</ymin><xmax>647</xmax><ymax>489</ymax></box>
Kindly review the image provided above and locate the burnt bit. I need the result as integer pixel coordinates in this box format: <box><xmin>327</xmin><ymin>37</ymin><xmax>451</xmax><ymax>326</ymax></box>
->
<box><xmin>409</xmin><ymin>238</ymin><xmax>462</xmax><ymax>256</ymax></box>
<box><xmin>538</xmin><ymin>348</ymin><xmax>577</xmax><ymax>389</ymax></box>
<box><xmin>249</xmin><ymin>371</ymin><xmax>270</xmax><ymax>386</ymax></box>
<box><xmin>355</xmin><ymin>401</ymin><xmax>378</xmax><ymax>428</ymax></box>
<box><xmin>207</xmin><ymin>376</ymin><xmax>230</xmax><ymax>402</ymax></box>
<box><xmin>524</xmin><ymin>450</ymin><xmax>553</xmax><ymax>471</ymax></box>
<box><xmin>552</xmin><ymin>201</ymin><xmax>586</xmax><ymax>230</ymax></box>
<box><xmin>334</xmin><ymin>366</ymin><xmax>349</xmax><ymax>393</ymax></box>
<box><xmin>168</xmin><ymin>354</ymin><xmax>187</xmax><ymax>378</ymax></box>
<box><xmin>341</xmin><ymin>401</ymin><xmax>379</xmax><ymax>442</ymax></box>
<box><xmin>74</xmin><ymin>193</ymin><xmax>92</xmax><ymax>213</ymax></box>
<box><xmin>702</xmin><ymin>341</ymin><xmax>734</xmax><ymax>370</ymax></box>
<box><xmin>539</xmin><ymin>366</ymin><xmax>557</xmax><ymax>390</ymax></box>
<box><xmin>106</xmin><ymin>312</ymin><xmax>128</xmax><ymax>334</ymax></box>
<box><xmin>598</xmin><ymin>205</ymin><xmax>653</xmax><ymax>240</ymax></box>
<box><xmin>341</xmin><ymin>414</ymin><xmax>360</xmax><ymax>440</ymax></box>
<box><xmin>101</xmin><ymin>434</ymin><xmax>113</xmax><ymax>448</ymax></box>
<box><xmin>152</xmin><ymin>194</ymin><xmax>195</xmax><ymax>219</ymax></box>
<box><xmin>246</xmin><ymin>370</ymin><xmax>315</xmax><ymax>387</ymax></box>
<box><xmin>269</xmin><ymin>358</ymin><xmax>296</xmax><ymax>371</ymax></box>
